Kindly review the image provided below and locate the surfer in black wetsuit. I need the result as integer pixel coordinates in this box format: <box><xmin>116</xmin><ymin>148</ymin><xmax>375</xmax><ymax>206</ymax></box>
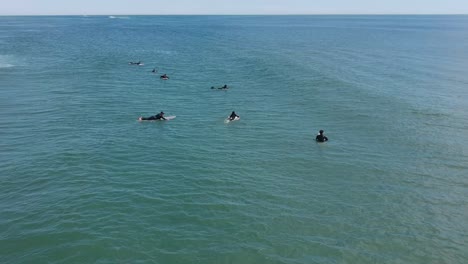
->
<box><xmin>211</xmin><ymin>84</ymin><xmax>228</xmax><ymax>90</ymax></box>
<box><xmin>160</xmin><ymin>74</ymin><xmax>169</xmax><ymax>79</ymax></box>
<box><xmin>139</xmin><ymin>111</ymin><xmax>166</xmax><ymax>121</ymax></box>
<box><xmin>315</xmin><ymin>130</ymin><xmax>328</xmax><ymax>142</ymax></box>
<box><xmin>152</xmin><ymin>68</ymin><xmax>157</xmax><ymax>73</ymax></box>
<box><xmin>229</xmin><ymin>111</ymin><xmax>239</xmax><ymax>121</ymax></box>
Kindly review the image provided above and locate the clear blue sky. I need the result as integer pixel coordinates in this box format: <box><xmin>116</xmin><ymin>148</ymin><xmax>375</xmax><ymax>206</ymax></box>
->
<box><xmin>1</xmin><ymin>0</ymin><xmax>468</xmax><ymax>15</ymax></box>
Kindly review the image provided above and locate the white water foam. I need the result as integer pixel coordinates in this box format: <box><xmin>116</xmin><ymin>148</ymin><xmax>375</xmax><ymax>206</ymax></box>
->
<box><xmin>0</xmin><ymin>55</ymin><xmax>15</xmax><ymax>68</ymax></box>
<box><xmin>0</xmin><ymin>63</ymin><xmax>14</xmax><ymax>68</ymax></box>
<box><xmin>109</xmin><ymin>16</ymin><xmax>130</xmax><ymax>19</ymax></box>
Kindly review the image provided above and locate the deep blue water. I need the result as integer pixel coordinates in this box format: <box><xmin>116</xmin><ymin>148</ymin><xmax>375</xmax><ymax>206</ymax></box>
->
<box><xmin>1</xmin><ymin>15</ymin><xmax>468</xmax><ymax>263</ymax></box>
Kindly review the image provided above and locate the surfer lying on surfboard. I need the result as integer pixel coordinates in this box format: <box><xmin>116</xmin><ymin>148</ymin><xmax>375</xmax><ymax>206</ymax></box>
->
<box><xmin>211</xmin><ymin>84</ymin><xmax>228</xmax><ymax>90</ymax></box>
<box><xmin>139</xmin><ymin>111</ymin><xmax>166</xmax><ymax>121</ymax></box>
<box><xmin>129</xmin><ymin>61</ymin><xmax>143</xmax><ymax>66</ymax></box>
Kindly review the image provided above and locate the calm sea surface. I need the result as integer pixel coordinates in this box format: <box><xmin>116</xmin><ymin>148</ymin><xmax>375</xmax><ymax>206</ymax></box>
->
<box><xmin>1</xmin><ymin>15</ymin><xmax>467</xmax><ymax>263</ymax></box>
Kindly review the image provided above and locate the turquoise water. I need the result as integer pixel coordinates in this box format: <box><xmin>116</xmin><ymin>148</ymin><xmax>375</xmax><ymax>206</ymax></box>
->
<box><xmin>1</xmin><ymin>15</ymin><xmax>468</xmax><ymax>263</ymax></box>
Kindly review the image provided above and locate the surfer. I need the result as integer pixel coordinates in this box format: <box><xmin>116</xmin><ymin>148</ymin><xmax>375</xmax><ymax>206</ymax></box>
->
<box><xmin>160</xmin><ymin>74</ymin><xmax>169</xmax><ymax>79</ymax></box>
<box><xmin>228</xmin><ymin>111</ymin><xmax>239</xmax><ymax>121</ymax></box>
<box><xmin>152</xmin><ymin>68</ymin><xmax>157</xmax><ymax>73</ymax></box>
<box><xmin>315</xmin><ymin>130</ymin><xmax>328</xmax><ymax>142</ymax></box>
<box><xmin>211</xmin><ymin>84</ymin><xmax>228</xmax><ymax>90</ymax></box>
<box><xmin>139</xmin><ymin>111</ymin><xmax>166</xmax><ymax>121</ymax></box>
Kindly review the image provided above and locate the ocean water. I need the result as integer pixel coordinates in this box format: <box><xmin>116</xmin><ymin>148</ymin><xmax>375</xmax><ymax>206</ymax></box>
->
<box><xmin>1</xmin><ymin>15</ymin><xmax>468</xmax><ymax>263</ymax></box>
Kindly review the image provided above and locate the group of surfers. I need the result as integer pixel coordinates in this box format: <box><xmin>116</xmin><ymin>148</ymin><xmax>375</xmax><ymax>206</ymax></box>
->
<box><xmin>131</xmin><ymin>62</ymin><xmax>231</xmax><ymax>87</ymax></box>
<box><xmin>138</xmin><ymin>111</ymin><xmax>329</xmax><ymax>142</ymax></box>
<box><xmin>131</xmin><ymin>61</ymin><xmax>328</xmax><ymax>142</ymax></box>
<box><xmin>139</xmin><ymin>111</ymin><xmax>240</xmax><ymax>121</ymax></box>
<box><xmin>129</xmin><ymin>61</ymin><xmax>170</xmax><ymax>79</ymax></box>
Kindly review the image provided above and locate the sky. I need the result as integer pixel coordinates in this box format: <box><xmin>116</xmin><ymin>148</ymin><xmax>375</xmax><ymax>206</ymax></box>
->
<box><xmin>1</xmin><ymin>0</ymin><xmax>468</xmax><ymax>15</ymax></box>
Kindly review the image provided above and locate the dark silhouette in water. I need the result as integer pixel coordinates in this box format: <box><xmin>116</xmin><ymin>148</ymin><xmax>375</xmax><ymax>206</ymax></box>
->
<box><xmin>316</xmin><ymin>130</ymin><xmax>329</xmax><ymax>142</ymax></box>
<box><xmin>139</xmin><ymin>111</ymin><xmax>166</xmax><ymax>121</ymax></box>
<box><xmin>129</xmin><ymin>61</ymin><xmax>143</xmax><ymax>65</ymax></box>
<box><xmin>211</xmin><ymin>84</ymin><xmax>229</xmax><ymax>90</ymax></box>
<box><xmin>228</xmin><ymin>111</ymin><xmax>239</xmax><ymax>121</ymax></box>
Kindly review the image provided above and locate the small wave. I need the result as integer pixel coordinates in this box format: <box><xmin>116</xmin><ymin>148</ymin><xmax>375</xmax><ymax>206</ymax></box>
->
<box><xmin>0</xmin><ymin>63</ymin><xmax>14</xmax><ymax>68</ymax></box>
<box><xmin>155</xmin><ymin>50</ymin><xmax>175</xmax><ymax>55</ymax></box>
<box><xmin>0</xmin><ymin>55</ymin><xmax>15</xmax><ymax>68</ymax></box>
<box><xmin>109</xmin><ymin>16</ymin><xmax>130</xmax><ymax>19</ymax></box>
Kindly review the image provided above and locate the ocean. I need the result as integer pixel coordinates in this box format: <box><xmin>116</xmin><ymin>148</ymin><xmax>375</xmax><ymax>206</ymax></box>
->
<box><xmin>1</xmin><ymin>15</ymin><xmax>467</xmax><ymax>263</ymax></box>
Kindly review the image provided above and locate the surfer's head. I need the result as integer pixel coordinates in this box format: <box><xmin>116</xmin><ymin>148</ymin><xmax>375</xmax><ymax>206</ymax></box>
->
<box><xmin>319</xmin><ymin>130</ymin><xmax>324</xmax><ymax>134</ymax></box>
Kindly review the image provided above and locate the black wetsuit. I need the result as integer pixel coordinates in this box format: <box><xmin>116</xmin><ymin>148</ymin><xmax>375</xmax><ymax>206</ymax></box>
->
<box><xmin>316</xmin><ymin>134</ymin><xmax>328</xmax><ymax>142</ymax></box>
<box><xmin>142</xmin><ymin>113</ymin><xmax>165</xmax><ymax>120</ymax></box>
<box><xmin>229</xmin><ymin>113</ymin><xmax>238</xmax><ymax>120</ymax></box>
<box><xmin>211</xmin><ymin>85</ymin><xmax>228</xmax><ymax>89</ymax></box>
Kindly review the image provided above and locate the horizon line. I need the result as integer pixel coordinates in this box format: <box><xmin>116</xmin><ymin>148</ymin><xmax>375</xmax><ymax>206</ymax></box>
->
<box><xmin>1</xmin><ymin>13</ymin><xmax>468</xmax><ymax>17</ymax></box>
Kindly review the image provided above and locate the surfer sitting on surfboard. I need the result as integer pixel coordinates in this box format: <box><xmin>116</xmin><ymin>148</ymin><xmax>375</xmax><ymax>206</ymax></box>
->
<box><xmin>139</xmin><ymin>111</ymin><xmax>166</xmax><ymax>121</ymax></box>
<box><xmin>228</xmin><ymin>111</ymin><xmax>239</xmax><ymax>121</ymax></box>
<box><xmin>316</xmin><ymin>130</ymin><xmax>329</xmax><ymax>142</ymax></box>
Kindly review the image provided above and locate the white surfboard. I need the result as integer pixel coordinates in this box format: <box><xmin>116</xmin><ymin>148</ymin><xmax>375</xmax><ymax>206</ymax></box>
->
<box><xmin>138</xmin><ymin>115</ymin><xmax>176</xmax><ymax>121</ymax></box>
<box><xmin>224</xmin><ymin>116</ymin><xmax>240</xmax><ymax>123</ymax></box>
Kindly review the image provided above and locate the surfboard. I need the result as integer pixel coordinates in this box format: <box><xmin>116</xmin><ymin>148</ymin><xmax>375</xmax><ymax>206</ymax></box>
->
<box><xmin>224</xmin><ymin>116</ymin><xmax>240</xmax><ymax>123</ymax></box>
<box><xmin>138</xmin><ymin>115</ymin><xmax>176</xmax><ymax>121</ymax></box>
